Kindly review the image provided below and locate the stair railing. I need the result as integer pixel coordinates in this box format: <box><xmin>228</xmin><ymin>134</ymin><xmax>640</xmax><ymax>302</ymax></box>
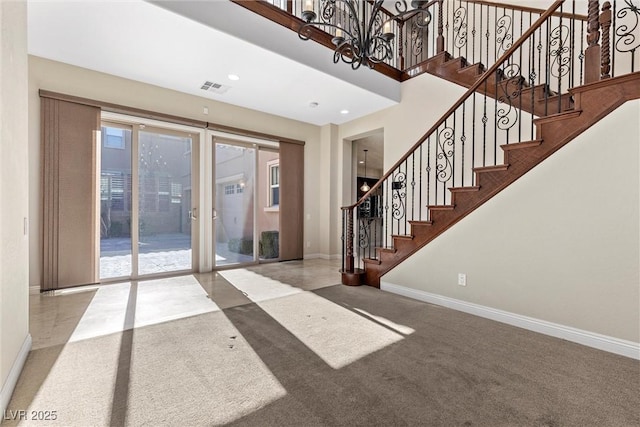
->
<box><xmin>341</xmin><ymin>0</ymin><xmax>569</xmax><ymax>276</ymax></box>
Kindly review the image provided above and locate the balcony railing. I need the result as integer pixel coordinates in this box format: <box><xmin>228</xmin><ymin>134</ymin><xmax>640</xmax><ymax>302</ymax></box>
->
<box><xmin>248</xmin><ymin>0</ymin><xmax>638</xmax><ymax>80</ymax></box>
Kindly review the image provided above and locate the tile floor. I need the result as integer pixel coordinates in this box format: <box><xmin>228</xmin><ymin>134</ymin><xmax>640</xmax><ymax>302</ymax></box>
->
<box><xmin>30</xmin><ymin>259</ymin><xmax>343</xmax><ymax>350</ymax></box>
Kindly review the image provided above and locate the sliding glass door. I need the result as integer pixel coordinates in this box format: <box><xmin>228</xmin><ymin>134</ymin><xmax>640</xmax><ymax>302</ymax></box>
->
<box><xmin>100</xmin><ymin>122</ymin><xmax>195</xmax><ymax>280</ymax></box>
<box><xmin>213</xmin><ymin>139</ymin><xmax>281</xmax><ymax>267</ymax></box>
<box><xmin>214</xmin><ymin>141</ymin><xmax>256</xmax><ymax>267</ymax></box>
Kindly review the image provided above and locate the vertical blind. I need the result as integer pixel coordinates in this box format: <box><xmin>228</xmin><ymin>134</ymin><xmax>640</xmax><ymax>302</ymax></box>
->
<box><xmin>41</xmin><ymin>97</ymin><xmax>100</xmax><ymax>290</ymax></box>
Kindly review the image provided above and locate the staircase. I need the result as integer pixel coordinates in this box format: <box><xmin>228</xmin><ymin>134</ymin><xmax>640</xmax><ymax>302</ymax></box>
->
<box><xmin>236</xmin><ymin>0</ymin><xmax>639</xmax><ymax>288</ymax></box>
<box><xmin>340</xmin><ymin>0</ymin><xmax>640</xmax><ymax>287</ymax></box>
<box><xmin>355</xmin><ymin>71</ymin><xmax>639</xmax><ymax>287</ymax></box>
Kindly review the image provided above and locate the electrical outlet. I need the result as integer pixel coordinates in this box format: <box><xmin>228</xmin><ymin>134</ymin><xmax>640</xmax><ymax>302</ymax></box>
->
<box><xmin>306</xmin><ymin>241</ymin><xmax>311</xmax><ymax>248</ymax></box>
<box><xmin>458</xmin><ymin>273</ymin><xmax>467</xmax><ymax>286</ymax></box>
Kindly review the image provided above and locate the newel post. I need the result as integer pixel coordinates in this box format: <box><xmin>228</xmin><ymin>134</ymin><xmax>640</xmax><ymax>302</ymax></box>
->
<box><xmin>585</xmin><ymin>0</ymin><xmax>602</xmax><ymax>83</ymax></box>
<box><xmin>600</xmin><ymin>1</ymin><xmax>612</xmax><ymax>79</ymax></box>
<box><xmin>342</xmin><ymin>207</ymin><xmax>355</xmax><ymax>273</ymax></box>
<box><xmin>437</xmin><ymin>0</ymin><xmax>444</xmax><ymax>53</ymax></box>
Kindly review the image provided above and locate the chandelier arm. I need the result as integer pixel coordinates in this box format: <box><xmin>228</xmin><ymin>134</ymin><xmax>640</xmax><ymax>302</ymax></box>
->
<box><xmin>334</xmin><ymin>0</ymin><xmax>363</xmax><ymax>42</ymax></box>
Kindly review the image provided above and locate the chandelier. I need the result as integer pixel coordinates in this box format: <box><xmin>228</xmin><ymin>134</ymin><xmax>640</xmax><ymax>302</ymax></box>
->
<box><xmin>299</xmin><ymin>0</ymin><xmax>432</xmax><ymax>70</ymax></box>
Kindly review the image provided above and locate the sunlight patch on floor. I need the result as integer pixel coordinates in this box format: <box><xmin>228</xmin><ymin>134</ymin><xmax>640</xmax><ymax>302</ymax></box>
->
<box><xmin>220</xmin><ymin>269</ymin><xmax>405</xmax><ymax>369</ymax></box>
<box><xmin>14</xmin><ymin>311</ymin><xmax>287</xmax><ymax>426</ymax></box>
<box><xmin>69</xmin><ymin>275</ymin><xmax>218</xmax><ymax>343</ymax></box>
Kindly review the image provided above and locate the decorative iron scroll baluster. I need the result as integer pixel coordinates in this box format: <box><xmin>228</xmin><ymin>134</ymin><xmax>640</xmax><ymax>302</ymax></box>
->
<box><xmin>550</xmin><ymin>24</ymin><xmax>572</xmax><ymax>78</ymax></box>
<box><xmin>453</xmin><ymin>4</ymin><xmax>468</xmax><ymax>54</ymax></box>
<box><xmin>496</xmin><ymin>14</ymin><xmax>513</xmax><ymax>57</ymax></box>
<box><xmin>358</xmin><ymin>217</ymin><xmax>371</xmax><ymax>249</ymax></box>
<box><xmin>614</xmin><ymin>0</ymin><xmax>639</xmax><ymax>74</ymax></box>
<box><xmin>411</xmin><ymin>19</ymin><xmax>424</xmax><ymax>57</ymax></box>
<box><xmin>435</xmin><ymin>126</ymin><xmax>454</xmax><ymax>185</ymax></box>
<box><xmin>601</xmin><ymin>1</ymin><xmax>612</xmax><ymax>78</ymax></box>
<box><xmin>496</xmin><ymin>64</ymin><xmax>523</xmax><ymax>138</ymax></box>
<box><xmin>392</xmin><ymin>171</ymin><xmax>407</xmax><ymax>230</ymax></box>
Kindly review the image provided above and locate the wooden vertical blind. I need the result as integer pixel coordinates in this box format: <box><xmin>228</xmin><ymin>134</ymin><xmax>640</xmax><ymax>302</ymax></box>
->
<box><xmin>279</xmin><ymin>142</ymin><xmax>304</xmax><ymax>261</ymax></box>
<box><xmin>41</xmin><ymin>97</ymin><xmax>100</xmax><ymax>290</ymax></box>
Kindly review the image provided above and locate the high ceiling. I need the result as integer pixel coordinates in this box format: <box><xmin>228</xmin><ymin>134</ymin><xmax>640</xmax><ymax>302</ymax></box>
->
<box><xmin>27</xmin><ymin>0</ymin><xmax>401</xmax><ymax>126</ymax></box>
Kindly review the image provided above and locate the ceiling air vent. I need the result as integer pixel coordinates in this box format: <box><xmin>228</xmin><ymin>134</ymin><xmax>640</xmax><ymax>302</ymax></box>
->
<box><xmin>200</xmin><ymin>81</ymin><xmax>230</xmax><ymax>95</ymax></box>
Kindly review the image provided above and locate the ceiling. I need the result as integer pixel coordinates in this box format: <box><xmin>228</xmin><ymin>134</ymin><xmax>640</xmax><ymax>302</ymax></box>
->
<box><xmin>27</xmin><ymin>0</ymin><xmax>402</xmax><ymax>126</ymax></box>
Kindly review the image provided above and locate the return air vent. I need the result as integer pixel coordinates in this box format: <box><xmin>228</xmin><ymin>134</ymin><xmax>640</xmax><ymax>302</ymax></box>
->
<box><xmin>200</xmin><ymin>81</ymin><xmax>230</xmax><ymax>95</ymax></box>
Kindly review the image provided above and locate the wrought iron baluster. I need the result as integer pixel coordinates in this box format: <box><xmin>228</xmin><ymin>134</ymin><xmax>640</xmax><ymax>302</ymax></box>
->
<box><xmin>471</xmin><ymin>91</ymin><xmax>477</xmax><ymax>186</ymax></box>
<box><xmin>614</xmin><ymin>0</ymin><xmax>639</xmax><ymax>75</ymax></box>
<box><xmin>482</xmin><ymin>78</ymin><xmax>488</xmax><ymax>167</ymax></box>
<box><xmin>601</xmin><ymin>1</ymin><xmax>612</xmax><ymax>78</ymax></box>
<box><xmin>461</xmin><ymin>102</ymin><xmax>466</xmax><ymax>187</ymax></box>
<box><xmin>452</xmin><ymin>109</ymin><xmax>456</xmax><ymax>192</ymax></box>
<box><xmin>384</xmin><ymin>179</ymin><xmax>389</xmax><ymax>248</ymax></box>
<box><xmin>454</xmin><ymin>0</ymin><xmax>467</xmax><ymax>57</ymax></box>
<box><xmin>518</xmin><ymin>10</ymin><xmax>523</xmax><ymax>143</ymax></box>
<box><xmin>545</xmin><ymin>19</ymin><xmax>551</xmax><ymax>116</ymax></box>
<box><xmin>426</xmin><ymin>136</ymin><xmax>431</xmax><ymax>220</ymax></box>
<box><xmin>479</xmin><ymin>5</ymin><xmax>483</xmax><ymax>69</ymax></box>
<box><xmin>486</xmin><ymin>5</ymin><xmax>491</xmax><ymax>67</ymax></box>
<box><xmin>530</xmin><ymin>14</ymin><xmax>536</xmax><ymax>140</ymax></box>
<box><xmin>419</xmin><ymin>144</ymin><xmax>423</xmax><ymax>221</ymax></box>
<box><xmin>411</xmin><ymin>152</ymin><xmax>416</xmax><ymax>222</ymax></box>
<box><xmin>472</xmin><ymin>2</ymin><xmax>477</xmax><ymax>64</ymax></box>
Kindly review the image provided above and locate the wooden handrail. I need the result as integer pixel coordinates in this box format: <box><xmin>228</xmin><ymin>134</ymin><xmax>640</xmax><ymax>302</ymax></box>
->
<box><xmin>343</xmin><ymin>0</ymin><xmax>566</xmax><ymax>210</ymax></box>
<box><xmin>462</xmin><ymin>0</ymin><xmax>587</xmax><ymax>21</ymax></box>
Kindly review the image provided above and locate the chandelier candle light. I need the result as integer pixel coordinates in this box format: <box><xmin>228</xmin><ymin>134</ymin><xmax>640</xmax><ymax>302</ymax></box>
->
<box><xmin>299</xmin><ymin>0</ymin><xmax>433</xmax><ymax>69</ymax></box>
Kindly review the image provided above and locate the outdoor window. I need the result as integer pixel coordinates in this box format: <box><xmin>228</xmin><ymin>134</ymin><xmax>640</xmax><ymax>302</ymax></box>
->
<box><xmin>269</xmin><ymin>164</ymin><xmax>279</xmax><ymax>207</ymax></box>
<box><xmin>236</xmin><ymin>183</ymin><xmax>244</xmax><ymax>194</ymax></box>
<box><xmin>224</xmin><ymin>184</ymin><xmax>235</xmax><ymax>195</ymax></box>
<box><xmin>104</xmin><ymin>127</ymin><xmax>125</xmax><ymax>149</ymax></box>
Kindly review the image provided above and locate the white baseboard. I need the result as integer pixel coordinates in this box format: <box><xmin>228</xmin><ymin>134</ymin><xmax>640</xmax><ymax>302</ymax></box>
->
<box><xmin>381</xmin><ymin>282</ymin><xmax>640</xmax><ymax>360</ymax></box>
<box><xmin>1</xmin><ymin>334</ymin><xmax>32</xmax><ymax>413</ymax></box>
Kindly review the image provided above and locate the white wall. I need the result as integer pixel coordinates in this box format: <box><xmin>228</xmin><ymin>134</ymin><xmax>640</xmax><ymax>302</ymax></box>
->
<box><xmin>383</xmin><ymin>100</ymin><xmax>640</xmax><ymax>343</ymax></box>
<box><xmin>1</xmin><ymin>0</ymin><xmax>31</xmax><ymax>412</ymax></box>
<box><xmin>28</xmin><ymin>56</ymin><xmax>324</xmax><ymax>286</ymax></box>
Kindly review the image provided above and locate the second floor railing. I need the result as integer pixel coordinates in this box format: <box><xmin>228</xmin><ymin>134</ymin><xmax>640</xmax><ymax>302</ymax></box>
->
<box><xmin>256</xmin><ymin>0</ymin><xmax>638</xmax><ymax>79</ymax></box>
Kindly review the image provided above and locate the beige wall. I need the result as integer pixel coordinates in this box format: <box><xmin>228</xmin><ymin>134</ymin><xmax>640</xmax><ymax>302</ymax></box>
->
<box><xmin>383</xmin><ymin>100</ymin><xmax>640</xmax><ymax>343</ymax></box>
<box><xmin>332</xmin><ymin>72</ymin><xmax>466</xmax><ymax>255</ymax></box>
<box><xmin>1</xmin><ymin>0</ymin><xmax>30</xmax><ymax>407</ymax></box>
<box><xmin>28</xmin><ymin>56</ymin><xmax>324</xmax><ymax>285</ymax></box>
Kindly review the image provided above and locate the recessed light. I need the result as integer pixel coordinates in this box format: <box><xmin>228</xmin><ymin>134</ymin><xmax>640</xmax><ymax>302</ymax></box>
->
<box><xmin>359</xmin><ymin>160</ymin><xmax>364</xmax><ymax>164</ymax></box>
<box><xmin>340</xmin><ymin>109</ymin><xmax>349</xmax><ymax>115</ymax></box>
<box><xmin>227</xmin><ymin>74</ymin><xmax>240</xmax><ymax>81</ymax></box>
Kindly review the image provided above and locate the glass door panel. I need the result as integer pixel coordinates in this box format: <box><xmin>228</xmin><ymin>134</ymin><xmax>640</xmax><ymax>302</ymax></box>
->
<box><xmin>138</xmin><ymin>129</ymin><xmax>193</xmax><ymax>275</ymax></box>
<box><xmin>214</xmin><ymin>142</ymin><xmax>256</xmax><ymax>267</ymax></box>
<box><xmin>100</xmin><ymin>125</ymin><xmax>133</xmax><ymax>279</ymax></box>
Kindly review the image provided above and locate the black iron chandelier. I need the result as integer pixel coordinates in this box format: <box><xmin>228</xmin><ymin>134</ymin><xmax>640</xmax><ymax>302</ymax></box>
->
<box><xmin>299</xmin><ymin>0</ymin><xmax>433</xmax><ymax>70</ymax></box>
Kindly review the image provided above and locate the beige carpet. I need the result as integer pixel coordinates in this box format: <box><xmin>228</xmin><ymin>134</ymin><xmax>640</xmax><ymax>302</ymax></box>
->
<box><xmin>6</xmin><ymin>281</ymin><xmax>639</xmax><ymax>426</ymax></box>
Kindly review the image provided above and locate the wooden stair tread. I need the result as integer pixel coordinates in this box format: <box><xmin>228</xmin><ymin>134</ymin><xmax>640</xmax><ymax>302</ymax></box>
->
<box><xmin>533</xmin><ymin>109</ymin><xmax>582</xmax><ymax>124</ymax></box>
<box><xmin>408</xmin><ymin>220</ymin><xmax>433</xmax><ymax>225</ymax></box>
<box><xmin>392</xmin><ymin>234</ymin><xmax>414</xmax><ymax>240</ymax></box>
<box><xmin>428</xmin><ymin>205</ymin><xmax>455</xmax><ymax>210</ymax></box>
<box><xmin>362</xmin><ymin>258</ymin><xmax>381</xmax><ymax>265</ymax></box>
<box><xmin>473</xmin><ymin>164</ymin><xmax>509</xmax><ymax>173</ymax></box>
<box><xmin>377</xmin><ymin>246</ymin><xmax>397</xmax><ymax>253</ymax></box>
<box><xmin>449</xmin><ymin>186</ymin><xmax>481</xmax><ymax>192</ymax></box>
<box><xmin>501</xmin><ymin>140</ymin><xmax>543</xmax><ymax>151</ymax></box>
